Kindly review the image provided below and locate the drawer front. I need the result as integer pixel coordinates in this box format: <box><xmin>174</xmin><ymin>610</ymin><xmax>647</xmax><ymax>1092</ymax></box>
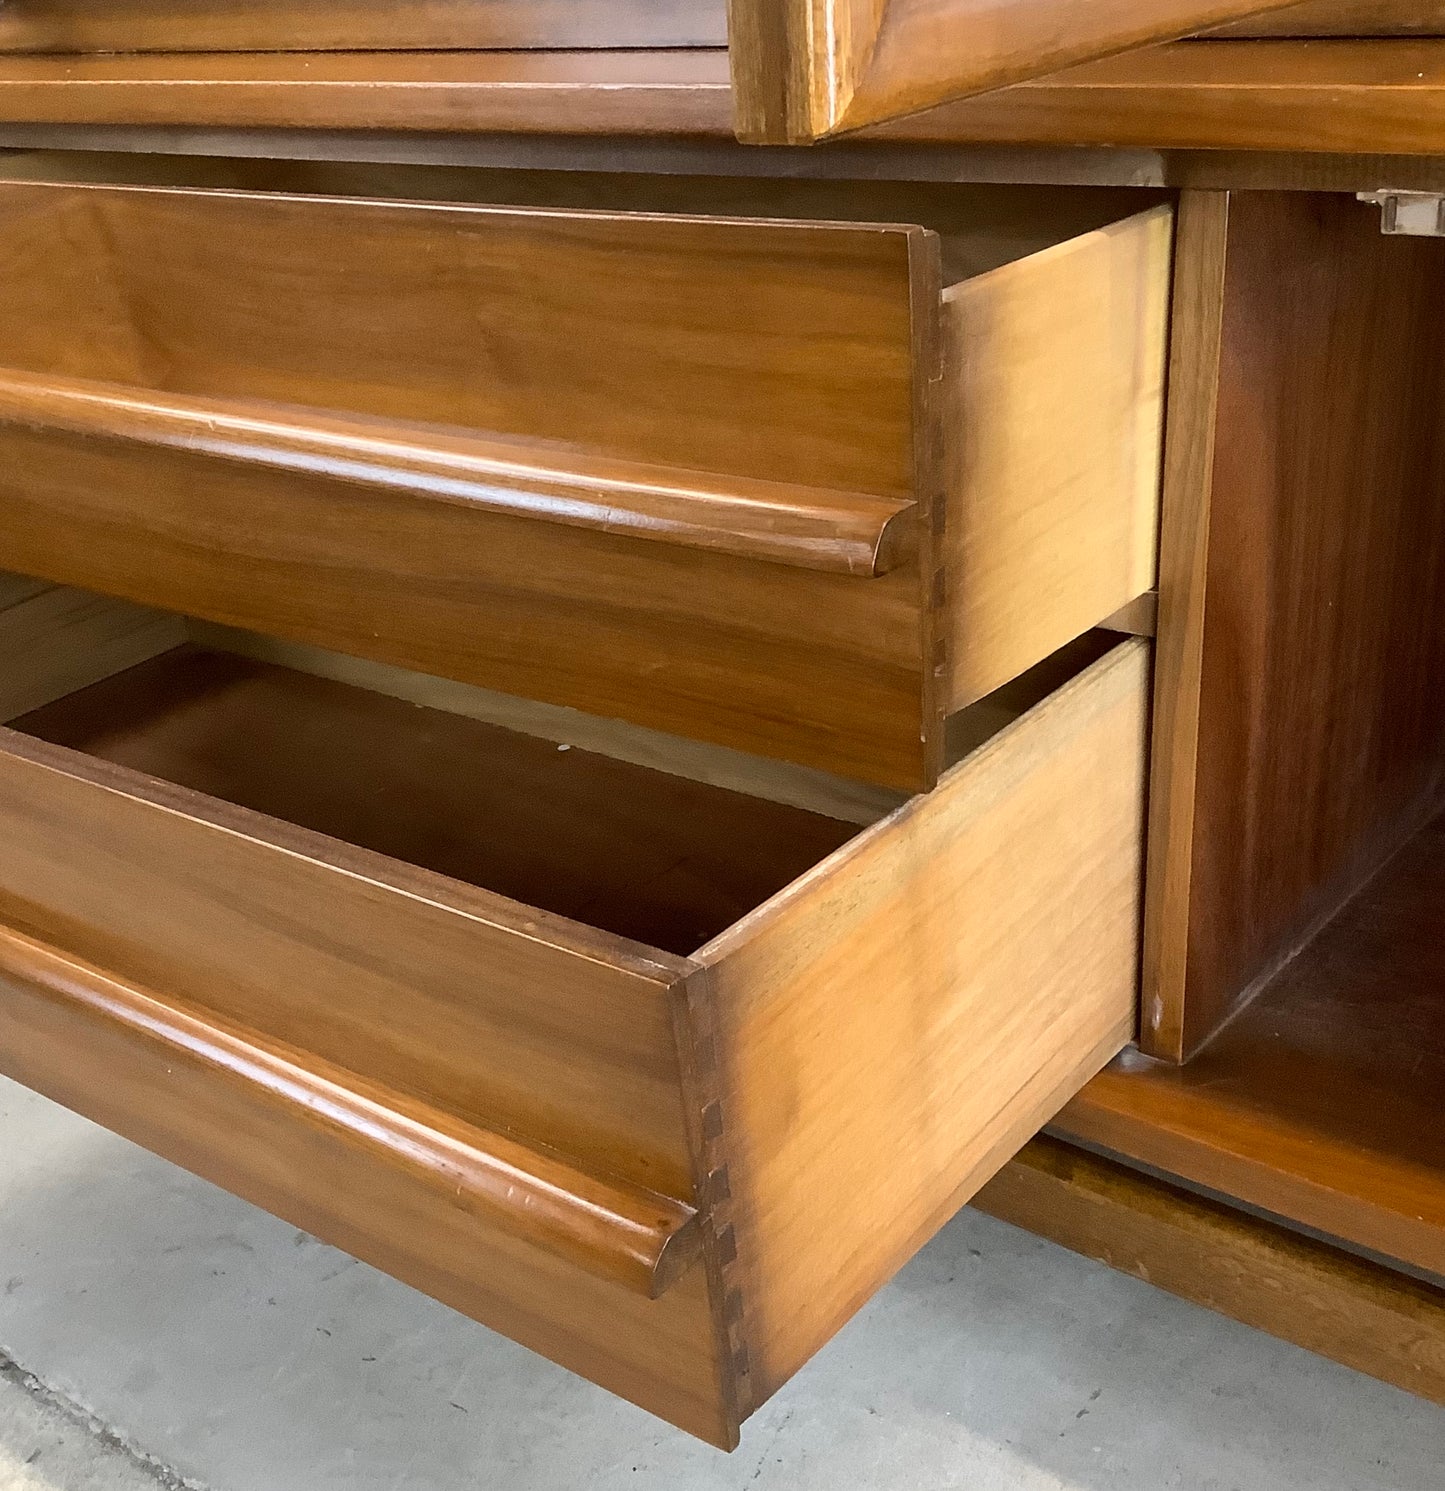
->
<box><xmin>0</xmin><ymin>179</ymin><xmax>938</xmax><ymax>790</ymax></box>
<box><xmin>0</xmin><ymin>0</ymin><xmax>727</xmax><ymax>52</ymax></box>
<box><xmin>0</xmin><ymin>592</ymin><xmax>1147</xmax><ymax>1445</ymax></box>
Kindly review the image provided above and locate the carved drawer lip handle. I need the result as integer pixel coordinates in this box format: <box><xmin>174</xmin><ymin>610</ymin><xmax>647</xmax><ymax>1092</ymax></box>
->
<box><xmin>0</xmin><ymin>369</ymin><xmax>916</xmax><ymax>578</ymax></box>
<box><xmin>0</xmin><ymin>923</ymin><xmax>702</xmax><ymax>1299</ymax></box>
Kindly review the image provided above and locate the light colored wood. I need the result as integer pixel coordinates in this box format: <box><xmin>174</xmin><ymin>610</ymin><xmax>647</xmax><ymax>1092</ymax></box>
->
<box><xmin>186</xmin><ymin>622</ymin><xmax>907</xmax><ymax>828</ymax></box>
<box><xmin>728</xmin><ymin>0</ymin><xmax>1303</xmax><ymax>142</ymax></box>
<box><xmin>1139</xmin><ymin>192</ymin><xmax>1231</xmax><ymax>1061</ymax></box>
<box><xmin>0</xmin><ymin>370</ymin><xmax>917</xmax><ymax>579</ymax></box>
<box><xmin>975</xmin><ymin>1137</ymin><xmax>1445</xmax><ymax>1406</ymax></box>
<box><xmin>0</xmin><ymin>178</ymin><xmax>935</xmax><ymax>788</ymax></box>
<box><xmin>943</xmin><ymin>208</ymin><xmax>1168</xmax><ymax>711</ymax></box>
<box><xmin>0</xmin><ymin>925</ymin><xmax>702</xmax><ymax>1299</ymax></box>
<box><xmin>0</xmin><ymin>0</ymin><xmax>726</xmax><ymax>52</ymax></box>
<box><xmin>698</xmin><ymin>640</ymin><xmax>1149</xmax><ymax>1408</ymax></box>
<box><xmin>0</xmin><ymin>577</ymin><xmax>185</xmax><ymax>722</ymax></box>
<box><xmin>1100</xmin><ymin>591</ymin><xmax>1159</xmax><ymax>637</ymax></box>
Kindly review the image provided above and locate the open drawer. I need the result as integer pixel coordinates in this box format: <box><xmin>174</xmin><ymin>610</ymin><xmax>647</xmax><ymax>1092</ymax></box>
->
<box><xmin>0</xmin><ymin>172</ymin><xmax>1169</xmax><ymax>791</ymax></box>
<box><xmin>0</xmin><ymin>577</ymin><xmax>1147</xmax><ymax>1448</ymax></box>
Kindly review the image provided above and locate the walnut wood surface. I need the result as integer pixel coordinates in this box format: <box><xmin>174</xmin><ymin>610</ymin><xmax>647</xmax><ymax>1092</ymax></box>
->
<box><xmin>1216</xmin><ymin>0</ymin><xmax>1445</xmax><ymax>33</ymax></box>
<box><xmin>0</xmin><ymin>178</ymin><xmax>935</xmax><ymax>787</ymax></box>
<box><xmin>0</xmin><ymin>41</ymin><xmax>1424</xmax><ymax>159</ymax></box>
<box><xmin>728</xmin><ymin>0</ymin><xmax>1300</xmax><ymax>141</ymax></box>
<box><xmin>0</xmin><ymin>920</ymin><xmax>737</xmax><ymax>1443</ymax></box>
<box><xmin>1142</xmin><ymin>192</ymin><xmax>1445</xmax><ymax>1060</ymax></box>
<box><xmin>1063</xmin><ymin>809</ymin><xmax>1445</xmax><ymax>1278</ymax></box>
<box><xmin>0</xmin><ymin>0</ymin><xmax>726</xmax><ymax>52</ymax></box>
<box><xmin>0</xmin><ymin>925</ymin><xmax>703</xmax><ymax>1299</ymax></box>
<box><xmin>0</xmin><ymin>370</ymin><xmax>917</xmax><ymax>578</ymax></box>
<box><xmin>701</xmin><ymin>641</ymin><xmax>1148</xmax><ymax>1409</ymax></box>
<box><xmin>1</xmin><ymin>43</ymin><xmax>1442</xmax><ymax>157</ymax></box>
<box><xmin>0</xmin><ymin>595</ymin><xmax>1148</xmax><ymax>1440</ymax></box>
<box><xmin>15</xmin><ymin>646</ymin><xmax>856</xmax><ymax>958</ymax></box>
<box><xmin>975</xmin><ymin>1136</ymin><xmax>1445</xmax><ymax>1407</ymax></box>
<box><xmin>941</xmin><ymin>208</ymin><xmax>1167</xmax><ymax>710</ymax></box>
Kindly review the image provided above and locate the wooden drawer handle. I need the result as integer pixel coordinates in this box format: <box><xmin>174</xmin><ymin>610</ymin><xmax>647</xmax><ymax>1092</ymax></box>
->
<box><xmin>0</xmin><ymin>923</ymin><xmax>702</xmax><ymax>1298</ymax></box>
<box><xmin>0</xmin><ymin>370</ymin><xmax>915</xmax><ymax>577</ymax></box>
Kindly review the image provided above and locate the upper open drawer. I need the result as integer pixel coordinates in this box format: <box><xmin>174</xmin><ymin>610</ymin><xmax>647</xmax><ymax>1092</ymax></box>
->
<box><xmin>0</xmin><ymin>174</ymin><xmax>1168</xmax><ymax>791</ymax></box>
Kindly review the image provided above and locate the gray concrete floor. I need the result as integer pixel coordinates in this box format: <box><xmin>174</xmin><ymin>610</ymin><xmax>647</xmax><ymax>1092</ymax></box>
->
<box><xmin>0</xmin><ymin>1075</ymin><xmax>1440</xmax><ymax>1491</ymax></box>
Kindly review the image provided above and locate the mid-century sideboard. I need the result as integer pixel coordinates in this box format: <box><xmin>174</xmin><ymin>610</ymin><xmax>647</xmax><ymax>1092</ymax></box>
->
<box><xmin>0</xmin><ymin>0</ymin><xmax>1443</xmax><ymax>1452</ymax></box>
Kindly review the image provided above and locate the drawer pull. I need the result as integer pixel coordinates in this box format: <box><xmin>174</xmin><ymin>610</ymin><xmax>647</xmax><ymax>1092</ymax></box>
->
<box><xmin>0</xmin><ymin>371</ymin><xmax>915</xmax><ymax>578</ymax></box>
<box><xmin>0</xmin><ymin>924</ymin><xmax>702</xmax><ymax>1299</ymax></box>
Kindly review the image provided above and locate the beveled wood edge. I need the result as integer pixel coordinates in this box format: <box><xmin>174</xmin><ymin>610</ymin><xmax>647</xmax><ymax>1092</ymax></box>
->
<box><xmin>974</xmin><ymin>1134</ymin><xmax>1445</xmax><ymax>1406</ymax></box>
<box><xmin>0</xmin><ymin>368</ymin><xmax>916</xmax><ymax>578</ymax></box>
<box><xmin>0</xmin><ymin>923</ymin><xmax>702</xmax><ymax>1298</ymax></box>
<box><xmin>729</xmin><ymin>1</ymin><xmax>1318</xmax><ymax>143</ymax></box>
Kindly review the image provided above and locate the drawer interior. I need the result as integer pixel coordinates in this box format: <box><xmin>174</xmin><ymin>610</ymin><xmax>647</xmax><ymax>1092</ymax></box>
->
<box><xmin>11</xmin><ymin>642</ymin><xmax>861</xmax><ymax>958</ymax></box>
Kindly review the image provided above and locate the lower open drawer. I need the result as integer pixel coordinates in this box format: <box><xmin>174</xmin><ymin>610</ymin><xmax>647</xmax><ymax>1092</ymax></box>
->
<box><xmin>0</xmin><ymin>577</ymin><xmax>1148</xmax><ymax>1449</ymax></box>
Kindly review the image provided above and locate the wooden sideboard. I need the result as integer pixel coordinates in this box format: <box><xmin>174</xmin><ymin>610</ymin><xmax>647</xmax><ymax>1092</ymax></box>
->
<box><xmin>1</xmin><ymin>0</ymin><xmax>1444</xmax><ymax>1450</ymax></box>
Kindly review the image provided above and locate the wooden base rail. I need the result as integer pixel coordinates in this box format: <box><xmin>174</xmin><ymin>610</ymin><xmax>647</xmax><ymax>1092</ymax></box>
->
<box><xmin>0</xmin><ymin>370</ymin><xmax>914</xmax><ymax>578</ymax></box>
<box><xmin>0</xmin><ymin>924</ymin><xmax>701</xmax><ymax>1299</ymax></box>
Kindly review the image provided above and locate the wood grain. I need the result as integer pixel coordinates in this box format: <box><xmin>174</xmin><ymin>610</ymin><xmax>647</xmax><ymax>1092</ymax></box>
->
<box><xmin>0</xmin><ymin>0</ymin><xmax>727</xmax><ymax>52</ymax></box>
<box><xmin>975</xmin><ymin>1136</ymin><xmax>1445</xmax><ymax>1407</ymax></box>
<box><xmin>1137</xmin><ymin>191</ymin><xmax>1231</xmax><ymax>1061</ymax></box>
<box><xmin>0</xmin><ymin>926</ymin><xmax>703</xmax><ymax>1299</ymax></box>
<box><xmin>0</xmin><ymin>577</ymin><xmax>184</xmax><ymax>722</ymax></box>
<box><xmin>1215</xmin><ymin>0</ymin><xmax>1445</xmax><ymax>34</ymax></box>
<box><xmin>1064</xmin><ymin>809</ymin><xmax>1445</xmax><ymax>1278</ymax></box>
<box><xmin>5</xmin><ymin>43</ymin><xmax>1445</xmax><ymax>155</ymax></box>
<box><xmin>942</xmin><ymin>207</ymin><xmax>1168</xmax><ymax>711</ymax></box>
<box><xmin>1145</xmin><ymin>192</ymin><xmax>1445</xmax><ymax>1059</ymax></box>
<box><xmin>0</xmin><ymin>920</ymin><xmax>737</xmax><ymax>1444</ymax></box>
<box><xmin>0</xmin><ymin>179</ymin><xmax>935</xmax><ymax>787</ymax></box>
<box><xmin>700</xmin><ymin>640</ymin><xmax>1149</xmax><ymax>1409</ymax></box>
<box><xmin>0</xmin><ymin>370</ymin><xmax>917</xmax><ymax>578</ymax></box>
<box><xmin>728</xmin><ymin>0</ymin><xmax>1304</xmax><ymax>141</ymax></box>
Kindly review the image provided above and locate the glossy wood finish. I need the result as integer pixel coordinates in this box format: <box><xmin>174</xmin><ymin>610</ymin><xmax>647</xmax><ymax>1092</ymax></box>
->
<box><xmin>0</xmin><ymin>176</ymin><xmax>1166</xmax><ymax>789</ymax></box>
<box><xmin>727</xmin><ymin>0</ymin><xmax>1299</xmax><ymax>141</ymax></box>
<box><xmin>942</xmin><ymin>208</ymin><xmax>1168</xmax><ymax>710</ymax></box>
<box><xmin>1141</xmin><ymin>192</ymin><xmax>1445</xmax><ymax>1061</ymax></box>
<box><xmin>0</xmin><ymin>0</ymin><xmax>726</xmax><ymax>51</ymax></box>
<box><xmin>0</xmin><ymin>370</ymin><xmax>916</xmax><ymax>579</ymax></box>
<box><xmin>701</xmin><ymin>640</ymin><xmax>1148</xmax><ymax>1409</ymax></box>
<box><xmin>0</xmin><ymin>178</ymin><xmax>935</xmax><ymax>788</ymax></box>
<box><xmin>0</xmin><ymin>925</ymin><xmax>703</xmax><ymax>1299</ymax></box>
<box><xmin>0</xmin><ymin>603</ymin><xmax>1148</xmax><ymax>1442</ymax></box>
<box><xmin>1217</xmin><ymin>0</ymin><xmax>1445</xmax><ymax>33</ymax></box>
<box><xmin>5</xmin><ymin>42</ymin><xmax>1445</xmax><ymax>156</ymax></box>
<box><xmin>975</xmin><ymin>1137</ymin><xmax>1445</xmax><ymax>1407</ymax></box>
<box><xmin>1063</xmin><ymin>809</ymin><xmax>1445</xmax><ymax>1278</ymax></box>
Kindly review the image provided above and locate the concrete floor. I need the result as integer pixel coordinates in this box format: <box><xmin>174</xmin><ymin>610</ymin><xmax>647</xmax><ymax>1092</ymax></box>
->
<box><xmin>0</xmin><ymin>1076</ymin><xmax>1440</xmax><ymax>1491</ymax></box>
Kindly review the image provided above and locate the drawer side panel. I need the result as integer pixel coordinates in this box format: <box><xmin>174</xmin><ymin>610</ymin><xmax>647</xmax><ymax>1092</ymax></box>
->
<box><xmin>700</xmin><ymin>640</ymin><xmax>1149</xmax><ymax>1408</ymax></box>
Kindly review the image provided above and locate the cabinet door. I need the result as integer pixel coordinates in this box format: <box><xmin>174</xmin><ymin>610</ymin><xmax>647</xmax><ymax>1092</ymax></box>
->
<box><xmin>729</xmin><ymin>0</ymin><xmax>1304</xmax><ymax>140</ymax></box>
